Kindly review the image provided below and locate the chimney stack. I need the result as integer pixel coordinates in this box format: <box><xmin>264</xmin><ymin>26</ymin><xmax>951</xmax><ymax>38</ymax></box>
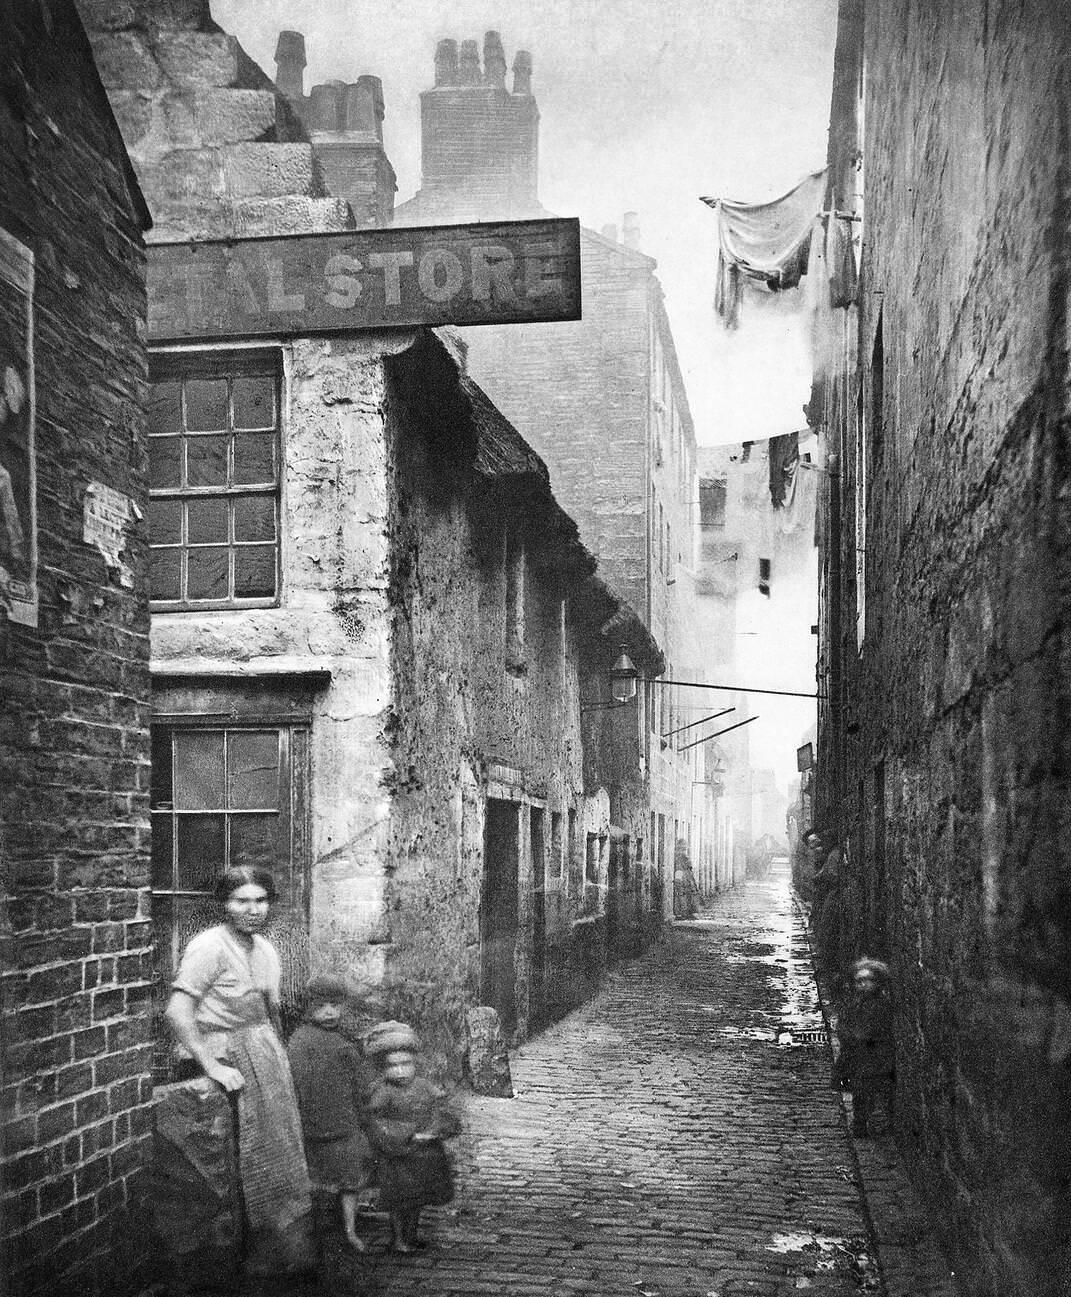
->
<box><xmin>274</xmin><ymin>29</ymin><xmax>306</xmax><ymax>101</ymax></box>
<box><xmin>309</xmin><ymin>79</ymin><xmax>344</xmax><ymax>130</ymax></box>
<box><xmin>398</xmin><ymin>32</ymin><xmax>541</xmax><ymax>224</ymax></box>
<box><xmin>512</xmin><ymin>50</ymin><xmax>532</xmax><ymax>96</ymax></box>
<box><xmin>459</xmin><ymin>39</ymin><xmax>481</xmax><ymax>85</ymax></box>
<box><xmin>434</xmin><ymin>38</ymin><xmax>459</xmax><ymax>86</ymax></box>
<box><xmin>273</xmin><ymin>30</ymin><xmax>396</xmax><ymax>228</ymax></box>
<box><xmin>341</xmin><ymin>76</ymin><xmax>384</xmax><ymax>140</ymax></box>
<box><xmin>622</xmin><ymin>211</ymin><xmax>641</xmax><ymax>250</ymax></box>
<box><xmin>483</xmin><ymin>31</ymin><xmax>507</xmax><ymax>87</ymax></box>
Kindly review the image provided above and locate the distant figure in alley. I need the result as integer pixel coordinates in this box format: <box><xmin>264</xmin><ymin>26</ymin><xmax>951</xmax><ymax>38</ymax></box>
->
<box><xmin>833</xmin><ymin>957</ymin><xmax>896</xmax><ymax>1138</ymax></box>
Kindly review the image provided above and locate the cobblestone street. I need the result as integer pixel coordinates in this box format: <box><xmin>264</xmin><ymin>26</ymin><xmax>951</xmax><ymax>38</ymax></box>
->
<box><xmin>304</xmin><ymin>868</ymin><xmax>953</xmax><ymax>1297</ymax></box>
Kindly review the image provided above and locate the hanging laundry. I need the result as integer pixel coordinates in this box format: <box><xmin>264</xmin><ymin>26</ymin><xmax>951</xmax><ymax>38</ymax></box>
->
<box><xmin>767</xmin><ymin>431</ymin><xmax>800</xmax><ymax>508</ymax></box>
<box><xmin>826</xmin><ymin>213</ymin><xmax>858</xmax><ymax>308</ymax></box>
<box><xmin>701</xmin><ymin>169</ymin><xmax>827</xmax><ymax>328</ymax></box>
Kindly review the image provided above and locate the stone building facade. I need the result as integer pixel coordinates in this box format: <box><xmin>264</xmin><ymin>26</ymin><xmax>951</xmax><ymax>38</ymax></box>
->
<box><xmin>696</xmin><ymin>438</ymin><xmax>818</xmax><ymax>884</ymax></box>
<box><xmin>0</xmin><ymin>3</ymin><xmax>153</xmax><ymax>1293</ymax></box>
<box><xmin>83</xmin><ymin>0</ymin><xmax>664</xmax><ymax>1082</ymax></box>
<box><xmin>812</xmin><ymin>2</ymin><xmax>1071</xmax><ymax>1293</ymax></box>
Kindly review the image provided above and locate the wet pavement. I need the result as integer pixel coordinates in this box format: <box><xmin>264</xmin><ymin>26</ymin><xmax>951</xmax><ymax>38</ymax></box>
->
<box><xmin>282</xmin><ymin>868</ymin><xmax>956</xmax><ymax>1297</ymax></box>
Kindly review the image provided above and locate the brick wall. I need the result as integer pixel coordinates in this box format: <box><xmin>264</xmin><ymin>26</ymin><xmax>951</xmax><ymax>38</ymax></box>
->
<box><xmin>820</xmin><ymin>3</ymin><xmax>1071</xmax><ymax>1293</ymax></box>
<box><xmin>393</xmin><ymin>32</ymin><xmax>539</xmax><ymax>225</ymax></box>
<box><xmin>463</xmin><ymin>231</ymin><xmax>656</xmax><ymax>622</ymax></box>
<box><xmin>0</xmin><ymin>4</ymin><xmax>151</xmax><ymax>1293</ymax></box>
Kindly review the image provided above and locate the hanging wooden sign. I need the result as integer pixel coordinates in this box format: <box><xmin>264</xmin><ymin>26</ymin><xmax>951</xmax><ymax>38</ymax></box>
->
<box><xmin>148</xmin><ymin>217</ymin><xmax>581</xmax><ymax>342</ymax></box>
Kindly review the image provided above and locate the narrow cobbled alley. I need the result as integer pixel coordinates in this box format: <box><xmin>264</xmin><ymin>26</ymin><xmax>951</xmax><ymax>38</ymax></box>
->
<box><xmin>311</xmin><ymin>868</ymin><xmax>955</xmax><ymax>1297</ymax></box>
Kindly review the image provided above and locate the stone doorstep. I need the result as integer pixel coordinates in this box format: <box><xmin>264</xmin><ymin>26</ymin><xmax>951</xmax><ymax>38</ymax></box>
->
<box><xmin>798</xmin><ymin>897</ymin><xmax>960</xmax><ymax>1297</ymax></box>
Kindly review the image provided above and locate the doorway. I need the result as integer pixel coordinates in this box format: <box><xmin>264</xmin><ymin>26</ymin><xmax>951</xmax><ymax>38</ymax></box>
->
<box><xmin>480</xmin><ymin>798</ymin><xmax>520</xmax><ymax>1033</ymax></box>
<box><xmin>530</xmin><ymin>807</ymin><xmax>547</xmax><ymax>1029</ymax></box>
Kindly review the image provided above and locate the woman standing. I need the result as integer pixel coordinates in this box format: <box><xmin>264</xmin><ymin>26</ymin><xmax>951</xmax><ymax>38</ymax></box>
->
<box><xmin>165</xmin><ymin>866</ymin><xmax>315</xmax><ymax>1276</ymax></box>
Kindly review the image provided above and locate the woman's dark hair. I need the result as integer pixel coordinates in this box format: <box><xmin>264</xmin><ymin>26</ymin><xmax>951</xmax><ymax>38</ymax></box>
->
<box><xmin>214</xmin><ymin>865</ymin><xmax>277</xmax><ymax>904</ymax></box>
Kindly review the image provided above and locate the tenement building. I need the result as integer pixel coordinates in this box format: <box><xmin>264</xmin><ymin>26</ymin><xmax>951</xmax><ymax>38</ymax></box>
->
<box><xmin>695</xmin><ymin>437</ymin><xmax>819</xmax><ymax>885</ymax></box>
<box><xmin>81</xmin><ymin>0</ymin><xmax>666</xmax><ymax>1090</ymax></box>
<box><xmin>811</xmin><ymin>2</ymin><xmax>1071</xmax><ymax>1293</ymax></box>
<box><xmin>1</xmin><ymin>3</ymin><xmax>153</xmax><ymax>1293</ymax></box>
<box><xmin>295</xmin><ymin>30</ymin><xmax>721</xmax><ymax>908</ymax></box>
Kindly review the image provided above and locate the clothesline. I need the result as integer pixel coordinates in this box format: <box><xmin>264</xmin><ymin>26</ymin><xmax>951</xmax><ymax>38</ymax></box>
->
<box><xmin>700</xmin><ymin>171</ymin><xmax>858</xmax><ymax>328</ymax></box>
<box><xmin>703</xmin><ymin>202</ymin><xmax>860</xmax><ymax>223</ymax></box>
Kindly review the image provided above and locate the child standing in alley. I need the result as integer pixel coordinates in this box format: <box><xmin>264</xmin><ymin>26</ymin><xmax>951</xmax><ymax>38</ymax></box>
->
<box><xmin>287</xmin><ymin>976</ymin><xmax>379</xmax><ymax>1253</ymax></box>
<box><xmin>833</xmin><ymin>957</ymin><xmax>896</xmax><ymax>1137</ymax></box>
<box><xmin>363</xmin><ymin>1021</ymin><xmax>460</xmax><ymax>1253</ymax></box>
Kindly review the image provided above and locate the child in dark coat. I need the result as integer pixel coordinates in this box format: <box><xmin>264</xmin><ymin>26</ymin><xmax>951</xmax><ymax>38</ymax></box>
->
<box><xmin>287</xmin><ymin>976</ymin><xmax>379</xmax><ymax>1252</ymax></box>
<box><xmin>833</xmin><ymin>957</ymin><xmax>896</xmax><ymax>1137</ymax></box>
<box><xmin>363</xmin><ymin>1021</ymin><xmax>460</xmax><ymax>1253</ymax></box>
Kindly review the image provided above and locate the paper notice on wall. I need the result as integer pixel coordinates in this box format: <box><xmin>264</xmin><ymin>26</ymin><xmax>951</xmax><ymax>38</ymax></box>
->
<box><xmin>83</xmin><ymin>481</ymin><xmax>140</xmax><ymax>587</ymax></box>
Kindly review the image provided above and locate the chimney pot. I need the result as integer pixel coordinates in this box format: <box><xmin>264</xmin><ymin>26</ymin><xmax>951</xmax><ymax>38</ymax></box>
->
<box><xmin>483</xmin><ymin>31</ymin><xmax>507</xmax><ymax>87</ymax></box>
<box><xmin>274</xmin><ymin>29</ymin><xmax>306</xmax><ymax>101</ymax></box>
<box><xmin>309</xmin><ymin>80</ymin><xmax>343</xmax><ymax>131</ymax></box>
<box><xmin>459</xmin><ymin>39</ymin><xmax>481</xmax><ymax>85</ymax></box>
<box><xmin>622</xmin><ymin>211</ymin><xmax>641</xmax><ymax>249</ymax></box>
<box><xmin>342</xmin><ymin>77</ymin><xmax>384</xmax><ymax>138</ymax></box>
<box><xmin>512</xmin><ymin>50</ymin><xmax>532</xmax><ymax>95</ymax></box>
<box><xmin>434</xmin><ymin>38</ymin><xmax>459</xmax><ymax>86</ymax></box>
<box><xmin>275</xmin><ymin>29</ymin><xmax>306</xmax><ymax>67</ymax></box>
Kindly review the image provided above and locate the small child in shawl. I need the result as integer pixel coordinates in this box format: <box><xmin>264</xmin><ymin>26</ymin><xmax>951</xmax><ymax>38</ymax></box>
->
<box><xmin>832</xmin><ymin>957</ymin><xmax>896</xmax><ymax>1137</ymax></box>
<box><xmin>363</xmin><ymin>1021</ymin><xmax>461</xmax><ymax>1253</ymax></box>
<box><xmin>287</xmin><ymin>976</ymin><xmax>379</xmax><ymax>1252</ymax></box>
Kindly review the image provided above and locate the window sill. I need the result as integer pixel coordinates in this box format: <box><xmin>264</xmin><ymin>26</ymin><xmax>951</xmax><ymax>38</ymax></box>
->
<box><xmin>151</xmin><ymin>597</ymin><xmax>279</xmax><ymax>613</ymax></box>
<box><xmin>150</xmin><ymin>658</ymin><xmax>332</xmax><ymax>684</ymax></box>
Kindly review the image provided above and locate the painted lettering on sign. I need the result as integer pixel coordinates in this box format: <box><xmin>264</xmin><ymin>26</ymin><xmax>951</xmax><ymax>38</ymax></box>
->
<box><xmin>148</xmin><ymin>218</ymin><xmax>581</xmax><ymax>342</ymax></box>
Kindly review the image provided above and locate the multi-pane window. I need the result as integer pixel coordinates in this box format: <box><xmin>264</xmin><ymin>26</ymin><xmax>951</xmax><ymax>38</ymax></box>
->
<box><xmin>549</xmin><ymin>811</ymin><xmax>564</xmax><ymax>883</ymax></box>
<box><xmin>149</xmin><ymin>355</ymin><xmax>280</xmax><ymax>608</ymax></box>
<box><xmin>699</xmin><ymin>477</ymin><xmax>727</xmax><ymax>529</ymax></box>
<box><xmin>150</xmin><ymin>726</ymin><xmax>294</xmax><ymax>973</ymax></box>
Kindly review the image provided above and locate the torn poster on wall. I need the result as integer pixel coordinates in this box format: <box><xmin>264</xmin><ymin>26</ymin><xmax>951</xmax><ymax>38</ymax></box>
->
<box><xmin>83</xmin><ymin>481</ymin><xmax>140</xmax><ymax>588</ymax></box>
<box><xmin>0</xmin><ymin>227</ymin><xmax>37</xmax><ymax>628</ymax></box>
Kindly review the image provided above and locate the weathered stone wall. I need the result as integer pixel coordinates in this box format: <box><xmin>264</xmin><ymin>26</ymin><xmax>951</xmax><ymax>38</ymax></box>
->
<box><xmin>388</xmin><ymin>31</ymin><xmax>709</xmax><ymax>909</ymax></box>
<box><xmin>148</xmin><ymin>333</ymin><xmax>405</xmax><ymax>1001</ymax></box>
<box><xmin>383</xmin><ymin>335</ymin><xmax>657</xmax><ymax>1073</ymax></box>
<box><xmin>834</xmin><ymin>3</ymin><xmax>1071</xmax><ymax>1292</ymax></box>
<box><xmin>80</xmin><ymin>0</ymin><xmax>395</xmax><ymax>1001</ymax></box>
<box><xmin>79</xmin><ymin>0</ymin><xmax>352</xmax><ymax>244</ymax></box>
<box><xmin>0</xmin><ymin>4</ymin><xmax>152</xmax><ymax>1292</ymax></box>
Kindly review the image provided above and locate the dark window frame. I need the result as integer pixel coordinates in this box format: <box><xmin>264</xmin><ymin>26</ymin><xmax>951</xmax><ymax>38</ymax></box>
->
<box><xmin>148</xmin><ymin>349</ymin><xmax>283</xmax><ymax>611</ymax></box>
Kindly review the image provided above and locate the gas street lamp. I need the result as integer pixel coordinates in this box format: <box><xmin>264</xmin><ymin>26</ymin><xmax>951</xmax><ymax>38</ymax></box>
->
<box><xmin>609</xmin><ymin>646</ymin><xmax>639</xmax><ymax>704</ymax></box>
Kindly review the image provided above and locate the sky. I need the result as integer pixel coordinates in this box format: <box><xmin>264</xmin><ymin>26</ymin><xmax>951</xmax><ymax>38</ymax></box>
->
<box><xmin>212</xmin><ymin>0</ymin><xmax>836</xmax><ymax>791</ymax></box>
<box><xmin>213</xmin><ymin>0</ymin><xmax>838</xmax><ymax>448</ymax></box>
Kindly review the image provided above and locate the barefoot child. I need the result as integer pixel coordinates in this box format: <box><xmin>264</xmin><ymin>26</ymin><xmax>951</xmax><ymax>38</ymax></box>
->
<box><xmin>833</xmin><ymin>957</ymin><xmax>896</xmax><ymax>1137</ymax></box>
<box><xmin>363</xmin><ymin>1021</ymin><xmax>460</xmax><ymax>1253</ymax></box>
<box><xmin>287</xmin><ymin>976</ymin><xmax>378</xmax><ymax>1252</ymax></box>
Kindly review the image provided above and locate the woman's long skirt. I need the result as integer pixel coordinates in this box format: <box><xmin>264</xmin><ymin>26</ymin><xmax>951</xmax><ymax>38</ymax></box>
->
<box><xmin>227</xmin><ymin>1023</ymin><xmax>315</xmax><ymax>1275</ymax></box>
